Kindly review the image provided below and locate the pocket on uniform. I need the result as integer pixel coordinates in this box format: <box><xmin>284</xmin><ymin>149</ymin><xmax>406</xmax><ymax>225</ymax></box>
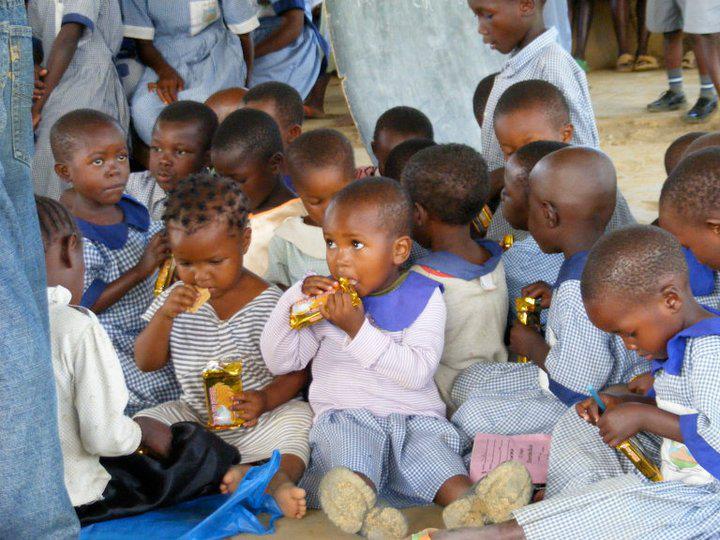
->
<box><xmin>9</xmin><ymin>25</ymin><xmax>33</xmax><ymax>166</ymax></box>
<box><xmin>189</xmin><ymin>0</ymin><xmax>220</xmax><ymax>37</ymax></box>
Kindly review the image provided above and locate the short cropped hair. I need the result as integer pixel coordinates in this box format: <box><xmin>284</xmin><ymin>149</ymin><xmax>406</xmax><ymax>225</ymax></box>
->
<box><xmin>494</xmin><ymin>80</ymin><xmax>570</xmax><ymax>128</ymax></box>
<box><xmin>511</xmin><ymin>140</ymin><xmax>570</xmax><ymax>189</ymax></box>
<box><xmin>286</xmin><ymin>128</ymin><xmax>355</xmax><ymax>179</ymax></box>
<box><xmin>155</xmin><ymin>100</ymin><xmax>219</xmax><ymax>152</ymax></box>
<box><xmin>401</xmin><ymin>143</ymin><xmax>488</xmax><ymax>225</ymax></box>
<box><xmin>211</xmin><ymin>108</ymin><xmax>283</xmax><ymax>162</ymax></box>
<box><xmin>660</xmin><ymin>147</ymin><xmax>720</xmax><ymax>220</ymax></box>
<box><xmin>35</xmin><ymin>196</ymin><xmax>79</xmax><ymax>251</ymax></box>
<box><xmin>50</xmin><ymin>109</ymin><xmax>123</xmax><ymax>162</ymax></box>
<box><xmin>328</xmin><ymin>176</ymin><xmax>413</xmax><ymax>238</ymax></box>
<box><xmin>473</xmin><ymin>72</ymin><xmax>498</xmax><ymax>123</ymax></box>
<box><xmin>163</xmin><ymin>172</ymin><xmax>249</xmax><ymax>234</ymax></box>
<box><xmin>243</xmin><ymin>81</ymin><xmax>304</xmax><ymax>128</ymax></box>
<box><xmin>581</xmin><ymin>225</ymin><xmax>688</xmax><ymax>304</ymax></box>
<box><xmin>373</xmin><ymin>106</ymin><xmax>434</xmax><ymax>141</ymax></box>
<box><xmin>383</xmin><ymin>138</ymin><xmax>436</xmax><ymax>181</ymax></box>
<box><xmin>664</xmin><ymin>131</ymin><xmax>706</xmax><ymax>174</ymax></box>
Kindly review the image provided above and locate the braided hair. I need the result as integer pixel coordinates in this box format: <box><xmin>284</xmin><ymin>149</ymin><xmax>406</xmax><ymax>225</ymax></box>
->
<box><xmin>163</xmin><ymin>172</ymin><xmax>249</xmax><ymax>234</ymax></box>
<box><xmin>35</xmin><ymin>196</ymin><xmax>79</xmax><ymax>251</ymax></box>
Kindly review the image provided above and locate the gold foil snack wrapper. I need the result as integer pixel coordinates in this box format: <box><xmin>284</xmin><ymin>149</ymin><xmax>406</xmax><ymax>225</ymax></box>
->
<box><xmin>616</xmin><ymin>438</ymin><xmax>663</xmax><ymax>482</ymax></box>
<box><xmin>471</xmin><ymin>204</ymin><xmax>494</xmax><ymax>236</ymax></box>
<box><xmin>515</xmin><ymin>296</ymin><xmax>541</xmax><ymax>363</ymax></box>
<box><xmin>500</xmin><ymin>234</ymin><xmax>514</xmax><ymax>251</ymax></box>
<box><xmin>202</xmin><ymin>360</ymin><xmax>244</xmax><ymax>430</ymax></box>
<box><xmin>154</xmin><ymin>256</ymin><xmax>177</xmax><ymax>296</ymax></box>
<box><xmin>290</xmin><ymin>277</ymin><xmax>360</xmax><ymax>330</ymax></box>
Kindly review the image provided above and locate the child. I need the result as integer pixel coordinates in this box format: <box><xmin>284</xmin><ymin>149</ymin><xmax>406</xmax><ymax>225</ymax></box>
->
<box><xmin>50</xmin><ymin>109</ymin><xmax>180</xmax><ymax>415</ymax></box>
<box><xmin>122</xmin><ymin>0</ymin><xmax>258</xmax><ymax>145</ymax></box>
<box><xmin>125</xmin><ymin>100</ymin><xmax>218</xmax><ymax>220</ymax></box>
<box><xmin>29</xmin><ymin>0</ymin><xmax>128</xmax><ymax>200</ymax></box>
<box><xmin>265</xmin><ymin>129</ymin><xmax>355</xmax><ymax>288</ymax></box>
<box><xmin>682</xmin><ymin>130</ymin><xmax>720</xmax><ymax>158</ymax></box>
<box><xmin>500</xmin><ymin>141</ymin><xmax>567</xmax><ymax>324</ymax></box>
<box><xmin>659</xmin><ymin>147</ymin><xmax>720</xmax><ymax>309</ymax></box>
<box><xmin>36</xmin><ymin>195</ymin><xmax>241</xmax><ymax>522</ymax></box>
<box><xmin>205</xmin><ymin>87</ymin><xmax>248</xmax><ymax>124</ymax></box>
<box><xmin>400</xmin><ymin>144</ymin><xmax>508</xmax><ymax>414</ymax></box>
<box><xmin>452</xmin><ymin>148</ymin><xmax>647</xmax><ymax>439</ymax></box>
<box><xmin>134</xmin><ymin>173</ymin><xmax>313</xmax><ymax>519</ymax></box>
<box><xmin>243</xmin><ymin>81</ymin><xmax>305</xmax><ymax>149</ymax></box>
<box><xmin>383</xmin><ymin>138</ymin><xmax>437</xmax><ymax>182</ymax></box>
<box><xmin>472</xmin><ymin>72</ymin><xmax>498</xmax><ymax>128</ymax></box>
<box><xmin>211</xmin><ymin>108</ymin><xmax>304</xmax><ymax>276</ymax></box>
<box><xmin>261</xmin><ymin>177</ymin><xmax>533</xmax><ymax>536</ymax></box>
<box><xmin>360</xmin><ymin>106</ymin><xmax>435</xmax><ymax>178</ymax></box>
<box><xmin>664</xmin><ymin>131</ymin><xmax>706</xmax><ymax>174</ymax></box>
<box><xmin>438</xmin><ymin>225</ymin><xmax>720</xmax><ymax>539</ymax></box>
<box><xmin>488</xmin><ymin>79</ymin><xmax>635</xmax><ymax>240</ymax></box>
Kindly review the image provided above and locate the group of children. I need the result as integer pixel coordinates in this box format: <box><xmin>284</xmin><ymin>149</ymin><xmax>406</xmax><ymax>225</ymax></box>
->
<box><xmin>35</xmin><ymin>0</ymin><xmax>720</xmax><ymax>538</ymax></box>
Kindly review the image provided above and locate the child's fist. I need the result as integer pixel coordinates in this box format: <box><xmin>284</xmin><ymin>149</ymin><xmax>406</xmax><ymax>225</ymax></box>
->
<box><xmin>232</xmin><ymin>390</ymin><xmax>268</xmax><ymax>428</ymax></box>
<box><xmin>301</xmin><ymin>275</ymin><xmax>337</xmax><ymax>297</ymax></box>
<box><xmin>521</xmin><ymin>281</ymin><xmax>553</xmax><ymax>309</ymax></box>
<box><xmin>159</xmin><ymin>284</ymin><xmax>198</xmax><ymax>320</ymax></box>
<box><xmin>628</xmin><ymin>372</ymin><xmax>654</xmax><ymax>395</ymax></box>
<box><xmin>575</xmin><ymin>392</ymin><xmax>625</xmax><ymax>425</ymax></box>
<box><xmin>136</xmin><ymin>232</ymin><xmax>170</xmax><ymax>278</ymax></box>
<box><xmin>320</xmin><ymin>290</ymin><xmax>365</xmax><ymax>338</ymax></box>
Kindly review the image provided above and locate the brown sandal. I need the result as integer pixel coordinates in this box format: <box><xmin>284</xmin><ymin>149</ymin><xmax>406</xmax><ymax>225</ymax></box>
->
<box><xmin>616</xmin><ymin>53</ymin><xmax>636</xmax><ymax>72</ymax></box>
<box><xmin>634</xmin><ymin>55</ymin><xmax>659</xmax><ymax>72</ymax></box>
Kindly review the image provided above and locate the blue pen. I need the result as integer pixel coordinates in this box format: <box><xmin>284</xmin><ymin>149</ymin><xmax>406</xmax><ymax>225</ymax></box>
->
<box><xmin>587</xmin><ymin>385</ymin><xmax>606</xmax><ymax>412</ymax></box>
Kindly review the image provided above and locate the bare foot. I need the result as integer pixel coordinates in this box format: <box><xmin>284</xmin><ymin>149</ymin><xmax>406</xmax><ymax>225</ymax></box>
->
<box><xmin>273</xmin><ymin>481</ymin><xmax>307</xmax><ymax>519</ymax></box>
<box><xmin>220</xmin><ymin>464</ymin><xmax>251</xmax><ymax>494</ymax></box>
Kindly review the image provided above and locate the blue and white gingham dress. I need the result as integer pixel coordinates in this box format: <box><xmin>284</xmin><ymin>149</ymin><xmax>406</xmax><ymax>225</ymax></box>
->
<box><xmin>250</xmin><ymin>0</ymin><xmax>327</xmax><ymax>99</ymax></box>
<box><xmin>77</xmin><ymin>195</ymin><xmax>180</xmax><ymax>414</ymax></box>
<box><xmin>451</xmin><ymin>251</ymin><xmax>648</xmax><ymax>440</ymax></box>
<box><xmin>122</xmin><ymin>0</ymin><xmax>259</xmax><ymax>144</ymax></box>
<box><xmin>481</xmin><ymin>27</ymin><xmax>635</xmax><ymax>240</ymax></box>
<box><xmin>513</xmin><ymin>324</ymin><xmax>720</xmax><ymax>539</ymax></box>
<box><xmin>29</xmin><ymin>0</ymin><xmax>129</xmax><ymax>200</ymax></box>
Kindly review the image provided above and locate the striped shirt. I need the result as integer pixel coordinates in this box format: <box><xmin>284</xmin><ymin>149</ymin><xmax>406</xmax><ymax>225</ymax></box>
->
<box><xmin>143</xmin><ymin>282</ymin><xmax>281</xmax><ymax>420</ymax></box>
<box><xmin>261</xmin><ymin>281</ymin><xmax>447</xmax><ymax>420</ymax></box>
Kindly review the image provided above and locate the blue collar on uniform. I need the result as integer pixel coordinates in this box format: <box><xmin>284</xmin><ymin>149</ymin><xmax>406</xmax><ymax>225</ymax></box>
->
<box><xmin>553</xmin><ymin>250</ymin><xmax>589</xmax><ymax>290</ymax></box>
<box><xmin>683</xmin><ymin>247</ymin><xmax>716</xmax><ymax>297</ymax></box>
<box><xmin>414</xmin><ymin>239</ymin><xmax>503</xmax><ymax>280</ymax></box>
<box><xmin>652</xmin><ymin>308</ymin><xmax>720</xmax><ymax>375</ymax></box>
<box><xmin>76</xmin><ymin>195</ymin><xmax>150</xmax><ymax>250</ymax></box>
<box><xmin>362</xmin><ymin>271</ymin><xmax>443</xmax><ymax>332</ymax></box>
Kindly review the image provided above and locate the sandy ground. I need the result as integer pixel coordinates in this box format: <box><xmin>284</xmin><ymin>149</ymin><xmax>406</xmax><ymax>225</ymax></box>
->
<box><xmin>237</xmin><ymin>67</ymin><xmax>714</xmax><ymax>539</ymax></box>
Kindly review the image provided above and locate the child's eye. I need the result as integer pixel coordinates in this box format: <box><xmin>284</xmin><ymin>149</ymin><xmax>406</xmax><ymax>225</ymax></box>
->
<box><xmin>326</xmin><ymin>239</ymin><xmax>336</xmax><ymax>249</ymax></box>
<box><xmin>209</xmin><ymin>258</ymin><xmax>224</xmax><ymax>265</ymax></box>
<box><xmin>92</xmin><ymin>158</ymin><xmax>104</xmax><ymax>166</ymax></box>
<box><xmin>117</xmin><ymin>154</ymin><xmax>128</xmax><ymax>161</ymax></box>
<box><xmin>351</xmin><ymin>240</ymin><xmax>365</xmax><ymax>250</ymax></box>
<box><xmin>176</xmin><ymin>150</ymin><xmax>187</xmax><ymax>156</ymax></box>
<box><xmin>151</xmin><ymin>146</ymin><xmax>161</xmax><ymax>153</ymax></box>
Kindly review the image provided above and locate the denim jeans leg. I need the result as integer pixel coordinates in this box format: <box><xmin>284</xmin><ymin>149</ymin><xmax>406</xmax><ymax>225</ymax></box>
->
<box><xmin>0</xmin><ymin>2</ymin><xmax>79</xmax><ymax>538</ymax></box>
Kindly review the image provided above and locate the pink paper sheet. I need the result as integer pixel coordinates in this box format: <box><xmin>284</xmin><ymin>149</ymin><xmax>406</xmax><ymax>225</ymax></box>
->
<box><xmin>469</xmin><ymin>433</ymin><xmax>552</xmax><ymax>484</ymax></box>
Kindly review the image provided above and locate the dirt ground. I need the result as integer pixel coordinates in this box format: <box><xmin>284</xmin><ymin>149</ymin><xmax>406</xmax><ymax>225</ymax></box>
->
<box><xmin>237</xmin><ymin>66</ymin><xmax>713</xmax><ymax>540</ymax></box>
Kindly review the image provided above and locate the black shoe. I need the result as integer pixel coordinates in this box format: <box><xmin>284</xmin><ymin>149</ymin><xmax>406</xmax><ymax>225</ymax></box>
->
<box><xmin>683</xmin><ymin>96</ymin><xmax>718</xmax><ymax>123</ymax></box>
<box><xmin>647</xmin><ymin>90</ymin><xmax>687</xmax><ymax>112</ymax></box>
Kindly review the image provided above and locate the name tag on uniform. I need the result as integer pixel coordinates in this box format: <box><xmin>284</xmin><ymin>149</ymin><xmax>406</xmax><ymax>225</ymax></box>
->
<box><xmin>189</xmin><ymin>0</ymin><xmax>220</xmax><ymax>37</ymax></box>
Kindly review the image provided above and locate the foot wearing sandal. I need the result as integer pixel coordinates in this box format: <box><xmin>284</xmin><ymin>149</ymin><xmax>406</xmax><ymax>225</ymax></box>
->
<box><xmin>647</xmin><ymin>90</ymin><xmax>687</xmax><ymax>112</ymax></box>
<box><xmin>616</xmin><ymin>53</ymin><xmax>635</xmax><ymax>73</ymax></box>
<box><xmin>442</xmin><ymin>461</ymin><xmax>532</xmax><ymax>530</ymax></box>
<box><xmin>361</xmin><ymin>506</ymin><xmax>408</xmax><ymax>539</ymax></box>
<box><xmin>634</xmin><ymin>55</ymin><xmax>659</xmax><ymax>72</ymax></box>
<box><xmin>683</xmin><ymin>96</ymin><xmax>718</xmax><ymax>124</ymax></box>
<box><xmin>319</xmin><ymin>467</ymin><xmax>377</xmax><ymax>534</ymax></box>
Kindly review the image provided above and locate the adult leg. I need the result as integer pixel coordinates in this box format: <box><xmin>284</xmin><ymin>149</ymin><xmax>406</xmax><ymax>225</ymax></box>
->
<box><xmin>0</xmin><ymin>3</ymin><xmax>78</xmax><ymax>537</ymax></box>
<box><xmin>684</xmin><ymin>34</ymin><xmax>719</xmax><ymax>122</ymax></box>
<box><xmin>610</xmin><ymin>0</ymin><xmax>634</xmax><ymax>71</ymax></box>
<box><xmin>571</xmin><ymin>0</ymin><xmax>595</xmax><ymax>63</ymax></box>
<box><xmin>647</xmin><ymin>30</ymin><xmax>687</xmax><ymax>110</ymax></box>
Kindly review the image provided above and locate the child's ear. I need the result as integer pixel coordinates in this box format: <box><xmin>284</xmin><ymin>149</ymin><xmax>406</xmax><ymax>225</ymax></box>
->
<box><xmin>542</xmin><ymin>201</ymin><xmax>559</xmax><ymax>228</ymax></box>
<box><xmin>706</xmin><ymin>217</ymin><xmax>720</xmax><ymax>236</ymax></box>
<box><xmin>660</xmin><ymin>283</ymin><xmax>683</xmax><ymax>314</ymax></box>
<box><xmin>269</xmin><ymin>152</ymin><xmax>284</xmax><ymax>175</ymax></box>
<box><xmin>54</xmin><ymin>163</ymin><xmax>72</xmax><ymax>183</ymax></box>
<box><xmin>561</xmin><ymin>123</ymin><xmax>574</xmax><ymax>143</ymax></box>
<box><xmin>287</xmin><ymin>125</ymin><xmax>302</xmax><ymax>144</ymax></box>
<box><xmin>392</xmin><ymin>235</ymin><xmax>413</xmax><ymax>266</ymax></box>
<box><xmin>60</xmin><ymin>233</ymin><xmax>80</xmax><ymax>270</ymax></box>
<box><xmin>414</xmin><ymin>202</ymin><xmax>428</xmax><ymax>227</ymax></box>
<box><xmin>240</xmin><ymin>226</ymin><xmax>252</xmax><ymax>256</ymax></box>
<box><xmin>519</xmin><ymin>0</ymin><xmax>537</xmax><ymax>16</ymax></box>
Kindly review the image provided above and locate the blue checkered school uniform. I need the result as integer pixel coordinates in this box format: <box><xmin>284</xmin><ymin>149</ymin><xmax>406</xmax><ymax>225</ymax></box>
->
<box><xmin>77</xmin><ymin>195</ymin><xmax>180</xmax><ymax>414</ymax></box>
<box><xmin>502</xmin><ymin>235</ymin><xmax>563</xmax><ymax>328</ymax></box>
<box><xmin>122</xmin><ymin>0</ymin><xmax>259</xmax><ymax>144</ymax></box>
<box><xmin>250</xmin><ymin>0</ymin><xmax>328</xmax><ymax>99</ymax></box>
<box><xmin>685</xmin><ymin>247</ymin><xmax>720</xmax><ymax>310</ymax></box>
<box><xmin>451</xmin><ymin>251</ymin><xmax>648</xmax><ymax>440</ymax></box>
<box><xmin>481</xmin><ymin>27</ymin><xmax>635</xmax><ymax>241</ymax></box>
<box><xmin>512</xmin><ymin>316</ymin><xmax>720</xmax><ymax>539</ymax></box>
<box><xmin>29</xmin><ymin>0</ymin><xmax>129</xmax><ymax>199</ymax></box>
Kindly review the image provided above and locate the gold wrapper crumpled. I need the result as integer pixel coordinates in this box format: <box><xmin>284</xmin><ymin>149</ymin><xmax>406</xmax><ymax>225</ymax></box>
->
<box><xmin>515</xmin><ymin>296</ymin><xmax>541</xmax><ymax>363</ymax></box>
<box><xmin>290</xmin><ymin>277</ymin><xmax>360</xmax><ymax>330</ymax></box>
<box><xmin>202</xmin><ymin>360</ymin><xmax>243</xmax><ymax>430</ymax></box>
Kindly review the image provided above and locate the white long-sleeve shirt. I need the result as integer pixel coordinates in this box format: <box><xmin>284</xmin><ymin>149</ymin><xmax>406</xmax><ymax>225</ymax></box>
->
<box><xmin>260</xmin><ymin>281</ymin><xmax>447</xmax><ymax>420</ymax></box>
<box><xmin>48</xmin><ymin>286</ymin><xmax>141</xmax><ymax>507</ymax></box>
